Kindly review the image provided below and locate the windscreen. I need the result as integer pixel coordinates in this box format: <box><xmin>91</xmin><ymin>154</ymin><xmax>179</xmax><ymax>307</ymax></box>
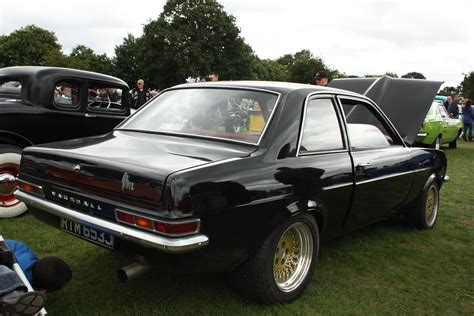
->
<box><xmin>119</xmin><ymin>88</ymin><xmax>279</xmax><ymax>144</ymax></box>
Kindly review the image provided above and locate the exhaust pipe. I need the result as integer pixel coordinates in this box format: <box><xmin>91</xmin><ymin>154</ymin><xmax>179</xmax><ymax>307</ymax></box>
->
<box><xmin>117</xmin><ymin>261</ymin><xmax>151</xmax><ymax>282</ymax></box>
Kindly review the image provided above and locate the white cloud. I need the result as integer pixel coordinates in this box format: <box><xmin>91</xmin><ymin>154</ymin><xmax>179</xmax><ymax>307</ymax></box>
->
<box><xmin>1</xmin><ymin>0</ymin><xmax>473</xmax><ymax>87</ymax></box>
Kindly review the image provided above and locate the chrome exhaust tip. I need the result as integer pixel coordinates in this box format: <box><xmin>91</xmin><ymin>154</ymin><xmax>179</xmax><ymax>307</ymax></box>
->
<box><xmin>117</xmin><ymin>261</ymin><xmax>151</xmax><ymax>282</ymax></box>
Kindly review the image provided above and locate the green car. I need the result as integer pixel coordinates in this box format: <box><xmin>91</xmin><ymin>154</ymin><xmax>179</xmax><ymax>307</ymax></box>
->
<box><xmin>416</xmin><ymin>101</ymin><xmax>463</xmax><ymax>149</ymax></box>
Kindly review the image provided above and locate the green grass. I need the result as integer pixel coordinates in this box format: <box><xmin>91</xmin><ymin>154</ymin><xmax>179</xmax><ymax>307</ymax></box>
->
<box><xmin>1</xmin><ymin>142</ymin><xmax>473</xmax><ymax>315</ymax></box>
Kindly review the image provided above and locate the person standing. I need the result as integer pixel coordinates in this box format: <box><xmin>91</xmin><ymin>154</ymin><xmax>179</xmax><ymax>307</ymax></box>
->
<box><xmin>448</xmin><ymin>95</ymin><xmax>460</xmax><ymax>117</ymax></box>
<box><xmin>314</xmin><ymin>71</ymin><xmax>328</xmax><ymax>86</ymax></box>
<box><xmin>462</xmin><ymin>99</ymin><xmax>473</xmax><ymax>142</ymax></box>
<box><xmin>443</xmin><ymin>95</ymin><xmax>452</xmax><ymax>110</ymax></box>
<box><xmin>130</xmin><ymin>79</ymin><xmax>151</xmax><ymax>109</ymax></box>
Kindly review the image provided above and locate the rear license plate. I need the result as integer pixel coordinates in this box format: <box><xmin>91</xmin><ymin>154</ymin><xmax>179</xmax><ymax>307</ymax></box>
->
<box><xmin>60</xmin><ymin>218</ymin><xmax>114</xmax><ymax>249</ymax></box>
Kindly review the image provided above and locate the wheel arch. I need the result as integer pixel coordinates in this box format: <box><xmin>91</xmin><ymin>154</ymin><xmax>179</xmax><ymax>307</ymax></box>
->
<box><xmin>0</xmin><ymin>131</ymin><xmax>34</xmax><ymax>149</ymax></box>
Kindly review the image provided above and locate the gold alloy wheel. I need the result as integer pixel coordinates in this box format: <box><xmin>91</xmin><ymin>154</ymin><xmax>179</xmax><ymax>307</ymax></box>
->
<box><xmin>273</xmin><ymin>222</ymin><xmax>313</xmax><ymax>292</ymax></box>
<box><xmin>424</xmin><ymin>184</ymin><xmax>439</xmax><ymax>227</ymax></box>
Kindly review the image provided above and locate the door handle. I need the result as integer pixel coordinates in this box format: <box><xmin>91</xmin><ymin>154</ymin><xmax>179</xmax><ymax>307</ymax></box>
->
<box><xmin>85</xmin><ymin>113</ymin><xmax>97</xmax><ymax>118</ymax></box>
<box><xmin>357</xmin><ymin>162</ymin><xmax>372</xmax><ymax>167</ymax></box>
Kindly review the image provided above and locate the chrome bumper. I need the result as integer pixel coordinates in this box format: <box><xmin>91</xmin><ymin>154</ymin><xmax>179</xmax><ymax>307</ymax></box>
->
<box><xmin>14</xmin><ymin>190</ymin><xmax>209</xmax><ymax>253</ymax></box>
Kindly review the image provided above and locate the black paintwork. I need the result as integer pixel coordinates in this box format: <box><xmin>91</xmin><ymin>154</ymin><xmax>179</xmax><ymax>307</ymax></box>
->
<box><xmin>18</xmin><ymin>81</ymin><xmax>448</xmax><ymax>272</ymax></box>
<box><xmin>0</xmin><ymin>66</ymin><xmax>130</xmax><ymax>147</ymax></box>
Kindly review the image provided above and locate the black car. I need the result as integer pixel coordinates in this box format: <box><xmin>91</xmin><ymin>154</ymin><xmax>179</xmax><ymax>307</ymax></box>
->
<box><xmin>15</xmin><ymin>78</ymin><xmax>447</xmax><ymax>304</ymax></box>
<box><xmin>0</xmin><ymin>66</ymin><xmax>130</xmax><ymax>217</ymax></box>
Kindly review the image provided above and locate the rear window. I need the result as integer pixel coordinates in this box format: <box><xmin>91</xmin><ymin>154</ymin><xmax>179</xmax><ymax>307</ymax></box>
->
<box><xmin>0</xmin><ymin>79</ymin><xmax>22</xmax><ymax>96</ymax></box>
<box><xmin>119</xmin><ymin>88</ymin><xmax>279</xmax><ymax>144</ymax></box>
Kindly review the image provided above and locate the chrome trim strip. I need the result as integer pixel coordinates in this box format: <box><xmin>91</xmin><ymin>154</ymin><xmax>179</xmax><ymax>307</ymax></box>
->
<box><xmin>417</xmin><ymin>133</ymin><xmax>427</xmax><ymax>137</ymax></box>
<box><xmin>355</xmin><ymin>167</ymin><xmax>431</xmax><ymax>186</ymax></box>
<box><xmin>322</xmin><ymin>182</ymin><xmax>353</xmax><ymax>191</ymax></box>
<box><xmin>15</xmin><ymin>190</ymin><xmax>209</xmax><ymax>253</ymax></box>
<box><xmin>114</xmin><ymin>209</ymin><xmax>201</xmax><ymax>237</ymax></box>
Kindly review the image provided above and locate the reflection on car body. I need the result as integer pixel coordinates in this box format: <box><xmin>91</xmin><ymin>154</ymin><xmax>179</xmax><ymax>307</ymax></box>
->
<box><xmin>15</xmin><ymin>78</ymin><xmax>448</xmax><ymax>304</ymax></box>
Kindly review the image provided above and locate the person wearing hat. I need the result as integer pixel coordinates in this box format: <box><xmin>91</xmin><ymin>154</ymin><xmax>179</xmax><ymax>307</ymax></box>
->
<box><xmin>314</xmin><ymin>71</ymin><xmax>328</xmax><ymax>86</ymax></box>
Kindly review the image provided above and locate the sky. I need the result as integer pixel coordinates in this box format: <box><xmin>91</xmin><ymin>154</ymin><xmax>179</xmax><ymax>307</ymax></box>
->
<box><xmin>1</xmin><ymin>0</ymin><xmax>473</xmax><ymax>87</ymax></box>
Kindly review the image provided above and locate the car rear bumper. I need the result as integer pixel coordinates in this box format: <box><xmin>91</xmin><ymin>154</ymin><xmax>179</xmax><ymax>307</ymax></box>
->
<box><xmin>14</xmin><ymin>190</ymin><xmax>209</xmax><ymax>253</ymax></box>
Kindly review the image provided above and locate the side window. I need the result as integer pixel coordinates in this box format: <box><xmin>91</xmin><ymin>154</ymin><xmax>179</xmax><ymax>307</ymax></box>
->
<box><xmin>0</xmin><ymin>79</ymin><xmax>22</xmax><ymax>96</ymax></box>
<box><xmin>88</xmin><ymin>82</ymin><xmax>125</xmax><ymax>113</ymax></box>
<box><xmin>340</xmin><ymin>98</ymin><xmax>398</xmax><ymax>149</ymax></box>
<box><xmin>54</xmin><ymin>81</ymin><xmax>81</xmax><ymax>108</ymax></box>
<box><xmin>300</xmin><ymin>98</ymin><xmax>345</xmax><ymax>153</ymax></box>
<box><xmin>438</xmin><ymin>105</ymin><xmax>448</xmax><ymax>118</ymax></box>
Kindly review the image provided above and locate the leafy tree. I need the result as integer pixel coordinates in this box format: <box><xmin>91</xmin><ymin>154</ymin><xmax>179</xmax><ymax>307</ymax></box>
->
<box><xmin>68</xmin><ymin>45</ymin><xmax>116</xmax><ymax>75</ymax></box>
<box><xmin>0</xmin><ymin>25</ymin><xmax>62</xmax><ymax>67</ymax></box>
<box><xmin>460</xmin><ymin>71</ymin><xmax>474</xmax><ymax>99</ymax></box>
<box><xmin>401</xmin><ymin>72</ymin><xmax>426</xmax><ymax>79</ymax></box>
<box><xmin>276</xmin><ymin>49</ymin><xmax>330</xmax><ymax>84</ymax></box>
<box><xmin>363</xmin><ymin>72</ymin><xmax>398</xmax><ymax>78</ymax></box>
<box><xmin>139</xmin><ymin>0</ymin><xmax>254</xmax><ymax>89</ymax></box>
<box><xmin>250</xmin><ymin>57</ymin><xmax>288</xmax><ymax>81</ymax></box>
<box><xmin>384</xmin><ymin>72</ymin><xmax>398</xmax><ymax>78</ymax></box>
<box><xmin>438</xmin><ymin>86</ymin><xmax>460</xmax><ymax>96</ymax></box>
<box><xmin>114</xmin><ymin>34</ymin><xmax>141</xmax><ymax>87</ymax></box>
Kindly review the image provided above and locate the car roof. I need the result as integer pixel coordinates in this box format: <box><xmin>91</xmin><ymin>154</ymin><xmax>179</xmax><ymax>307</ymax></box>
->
<box><xmin>0</xmin><ymin>66</ymin><xmax>127</xmax><ymax>87</ymax></box>
<box><xmin>172</xmin><ymin>80</ymin><xmax>354</xmax><ymax>95</ymax></box>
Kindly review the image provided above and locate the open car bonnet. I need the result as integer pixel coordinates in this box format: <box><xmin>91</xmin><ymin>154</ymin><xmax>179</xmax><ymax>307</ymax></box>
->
<box><xmin>329</xmin><ymin>76</ymin><xmax>443</xmax><ymax>145</ymax></box>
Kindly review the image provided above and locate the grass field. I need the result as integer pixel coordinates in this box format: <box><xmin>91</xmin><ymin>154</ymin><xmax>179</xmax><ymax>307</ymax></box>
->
<box><xmin>1</xmin><ymin>142</ymin><xmax>473</xmax><ymax>315</ymax></box>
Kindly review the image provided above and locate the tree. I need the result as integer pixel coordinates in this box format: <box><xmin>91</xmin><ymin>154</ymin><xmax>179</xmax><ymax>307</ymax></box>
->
<box><xmin>276</xmin><ymin>49</ymin><xmax>330</xmax><ymax>84</ymax></box>
<box><xmin>114</xmin><ymin>34</ymin><xmax>141</xmax><ymax>87</ymax></box>
<box><xmin>0</xmin><ymin>25</ymin><xmax>62</xmax><ymax>67</ymax></box>
<box><xmin>363</xmin><ymin>72</ymin><xmax>398</xmax><ymax>78</ymax></box>
<box><xmin>460</xmin><ymin>71</ymin><xmax>474</xmax><ymax>99</ymax></box>
<box><xmin>68</xmin><ymin>45</ymin><xmax>116</xmax><ymax>75</ymax></box>
<box><xmin>139</xmin><ymin>0</ymin><xmax>255</xmax><ymax>89</ymax></box>
<box><xmin>438</xmin><ymin>86</ymin><xmax>460</xmax><ymax>96</ymax></box>
<box><xmin>250</xmin><ymin>57</ymin><xmax>288</xmax><ymax>81</ymax></box>
<box><xmin>401</xmin><ymin>72</ymin><xmax>426</xmax><ymax>79</ymax></box>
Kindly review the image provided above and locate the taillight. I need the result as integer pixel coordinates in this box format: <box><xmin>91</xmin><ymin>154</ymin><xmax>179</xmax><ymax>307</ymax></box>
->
<box><xmin>17</xmin><ymin>179</ymin><xmax>45</xmax><ymax>197</ymax></box>
<box><xmin>116</xmin><ymin>211</ymin><xmax>134</xmax><ymax>224</ymax></box>
<box><xmin>135</xmin><ymin>216</ymin><xmax>153</xmax><ymax>230</ymax></box>
<box><xmin>114</xmin><ymin>209</ymin><xmax>200</xmax><ymax>236</ymax></box>
<box><xmin>154</xmin><ymin>221</ymin><xmax>199</xmax><ymax>235</ymax></box>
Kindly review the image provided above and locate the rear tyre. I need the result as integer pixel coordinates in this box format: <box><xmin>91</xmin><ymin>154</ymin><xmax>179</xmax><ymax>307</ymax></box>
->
<box><xmin>448</xmin><ymin>137</ymin><xmax>458</xmax><ymax>149</ymax></box>
<box><xmin>0</xmin><ymin>145</ymin><xmax>27</xmax><ymax>218</ymax></box>
<box><xmin>228</xmin><ymin>212</ymin><xmax>319</xmax><ymax>304</ymax></box>
<box><xmin>406</xmin><ymin>180</ymin><xmax>439</xmax><ymax>229</ymax></box>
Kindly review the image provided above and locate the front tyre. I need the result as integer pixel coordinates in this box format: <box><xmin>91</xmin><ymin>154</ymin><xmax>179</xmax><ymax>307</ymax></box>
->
<box><xmin>0</xmin><ymin>145</ymin><xmax>27</xmax><ymax>218</ymax></box>
<box><xmin>228</xmin><ymin>213</ymin><xmax>319</xmax><ymax>304</ymax></box>
<box><xmin>406</xmin><ymin>180</ymin><xmax>439</xmax><ymax>229</ymax></box>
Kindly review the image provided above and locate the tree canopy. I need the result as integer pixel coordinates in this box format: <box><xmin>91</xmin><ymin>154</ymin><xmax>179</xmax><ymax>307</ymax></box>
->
<box><xmin>401</xmin><ymin>72</ymin><xmax>426</xmax><ymax>79</ymax></box>
<box><xmin>139</xmin><ymin>0</ymin><xmax>254</xmax><ymax>89</ymax></box>
<box><xmin>0</xmin><ymin>25</ymin><xmax>62</xmax><ymax>67</ymax></box>
<box><xmin>460</xmin><ymin>71</ymin><xmax>474</xmax><ymax>100</ymax></box>
<box><xmin>277</xmin><ymin>50</ymin><xmax>331</xmax><ymax>84</ymax></box>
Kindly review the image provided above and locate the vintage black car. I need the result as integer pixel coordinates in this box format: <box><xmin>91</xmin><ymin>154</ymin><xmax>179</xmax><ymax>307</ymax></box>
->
<box><xmin>0</xmin><ymin>66</ymin><xmax>130</xmax><ymax>217</ymax></box>
<box><xmin>15</xmin><ymin>78</ymin><xmax>447</xmax><ymax>304</ymax></box>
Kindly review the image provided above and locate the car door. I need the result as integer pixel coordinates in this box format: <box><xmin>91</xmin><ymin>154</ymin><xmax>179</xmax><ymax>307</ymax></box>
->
<box><xmin>83</xmin><ymin>80</ymin><xmax>130</xmax><ymax>136</ymax></box>
<box><xmin>438</xmin><ymin>105</ymin><xmax>459</xmax><ymax>141</ymax></box>
<box><xmin>338</xmin><ymin>96</ymin><xmax>414</xmax><ymax>231</ymax></box>
<box><xmin>293</xmin><ymin>95</ymin><xmax>354</xmax><ymax>239</ymax></box>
